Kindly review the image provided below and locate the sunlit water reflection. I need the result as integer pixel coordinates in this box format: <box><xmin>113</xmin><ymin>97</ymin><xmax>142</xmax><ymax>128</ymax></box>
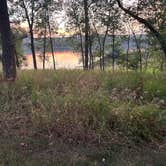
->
<box><xmin>21</xmin><ymin>51</ymin><xmax>83</xmax><ymax>69</ymax></box>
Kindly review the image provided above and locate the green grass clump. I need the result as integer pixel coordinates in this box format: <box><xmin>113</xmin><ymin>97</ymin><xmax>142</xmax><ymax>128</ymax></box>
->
<box><xmin>105</xmin><ymin>71</ymin><xmax>143</xmax><ymax>90</ymax></box>
<box><xmin>143</xmin><ymin>73</ymin><xmax>166</xmax><ymax>100</ymax></box>
<box><xmin>0</xmin><ymin>70</ymin><xmax>165</xmax><ymax>165</ymax></box>
<box><xmin>114</xmin><ymin>104</ymin><xmax>166</xmax><ymax>141</ymax></box>
<box><xmin>0</xmin><ymin>70</ymin><xmax>165</xmax><ymax>140</ymax></box>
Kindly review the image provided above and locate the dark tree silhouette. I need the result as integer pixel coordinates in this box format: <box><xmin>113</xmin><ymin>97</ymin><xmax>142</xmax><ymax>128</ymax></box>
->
<box><xmin>22</xmin><ymin>0</ymin><xmax>37</xmax><ymax>70</ymax></box>
<box><xmin>116</xmin><ymin>0</ymin><xmax>166</xmax><ymax>59</ymax></box>
<box><xmin>0</xmin><ymin>0</ymin><xmax>16</xmax><ymax>80</ymax></box>
<box><xmin>84</xmin><ymin>0</ymin><xmax>89</xmax><ymax>69</ymax></box>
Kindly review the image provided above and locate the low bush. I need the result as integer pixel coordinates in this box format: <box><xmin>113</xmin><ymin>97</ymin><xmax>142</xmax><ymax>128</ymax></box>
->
<box><xmin>0</xmin><ymin>70</ymin><xmax>165</xmax><ymax>143</ymax></box>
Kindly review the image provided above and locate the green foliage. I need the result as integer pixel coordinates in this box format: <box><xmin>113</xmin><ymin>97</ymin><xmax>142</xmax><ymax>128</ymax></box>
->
<box><xmin>0</xmin><ymin>70</ymin><xmax>165</xmax><ymax>139</ymax></box>
<box><xmin>105</xmin><ymin>71</ymin><xmax>142</xmax><ymax>89</ymax></box>
<box><xmin>0</xmin><ymin>70</ymin><xmax>165</xmax><ymax>165</ymax></box>
<box><xmin>143</xmin><ymin>74</ymin><xmax>166</xmax><ymax>99</ymax></box>
<box><xmin>115</xmin><ymin>104</ymin><xmax>166</xmax><ymax>141</ymax></box>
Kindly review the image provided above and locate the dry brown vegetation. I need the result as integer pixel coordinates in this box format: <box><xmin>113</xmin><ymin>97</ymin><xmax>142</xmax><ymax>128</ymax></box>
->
<box><xmin>0</xmin><ymin>70</ymin><xmax>165</xmax><ymax>165</ymax></box>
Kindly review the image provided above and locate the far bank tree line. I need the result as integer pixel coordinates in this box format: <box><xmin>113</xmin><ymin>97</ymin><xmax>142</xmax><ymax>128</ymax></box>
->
<box><xmin>0</xmin><ymin>0</ymin><xmax>165</xmax><ymax>80</ymax></box>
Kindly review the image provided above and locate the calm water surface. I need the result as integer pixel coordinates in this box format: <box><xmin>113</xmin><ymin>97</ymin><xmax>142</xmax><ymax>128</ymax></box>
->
<box><xmin>21</xmin><ymin>51</ymin><xmax>82</xmax><ymax>69</ymax></box>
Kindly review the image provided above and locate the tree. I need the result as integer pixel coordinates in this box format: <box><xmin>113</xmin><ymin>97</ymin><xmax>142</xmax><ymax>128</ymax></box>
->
<box><xmin>83</xmin><ymin>0</ymin><xmax>89</xmax><ymax>69</ymax></box>
<box><xmin>44</xmin><ymin>0</ymin><xmax>60</xmax><ymax>70</ymax></box>
<box><xmin>47</xmin><ymin>9</ymin><xmax>56</xmax><ymax>70</ymax></box>
<box><xmin>116</xmin><ymin>0</ymin><xmax>166</xmax><ymax>59</ymax></box>
<box><xmin>127</xmin><ymin>22</ymin><xmax>143</xmax><ymax>71</ymax></box>
<box><xmin>35</xmin><ymin>3</ymin><xmax>47</xmax><ymax>69</ymax></box>
<box><xmin>66</xmin><ymin>1</ymin><xmax>84</xmax><ymax>68</ymax></box>
<box><xmin>89</xmin><ymin>0</ymin><xmax>122</xmax><ymax>70</ymax></box>
<box><xmin>22</xmin><ymin>0</ymin><xmax>39</xmax><ymax>70</ymax></box>
<box><xmin>13</xmin><ymin>0</ymin><xmax>41</xmax><ymax>70</ymax></box>
<box><xmin>12</xmin><ymin>26</ymin><xmax>28</xmax><ymax>68</ymax></box>
<box><xmin>35</xmin><ymin>0</ymin><xmax>61</xmax><ymax>70</ymax></box>
<box><xmin>0</xmin><ymin>0</ymin><xmax>16</xmax><ymax>80</ymax></box>
<box><xmin>92</xmin><ymin>9</ymin><xmax>111</xmax><ymax>70</ymax></box>
<box><xmin>66</xmin><ymin>0</ymin><xmax>89</xmax><ymax>69</ymax></box>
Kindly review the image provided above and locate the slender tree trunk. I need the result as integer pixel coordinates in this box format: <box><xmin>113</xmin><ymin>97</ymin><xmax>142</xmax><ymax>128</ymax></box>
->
<box><xmin>47</xmin><ymin>15</ymin><xmax>56</xmax><ymax>70</ymax></box>
<box><xmin>91</xmin><ymin>52</ymin><xmax>94</xmax><ymax>69</ymax></box>
<box><xmin>101</xmin><ymin>19</ymin><xmax>110</xmax><ymax>71</ymax></box>
<box><xmin>0</xmin><ymin>0</ymin><xmax>16</xmax><ymax>80</ymax></box>
<box><xmin>102</xmin><ymin>48</ymin><xmax>105</xmax><ymax>71</ymax></box>
<box><xmin>42</xmin><ymin>23</ymin><xmax>47</xmax><ymax>70</ymax></box>
<box><xmin>30</xmin><ymin>29</ymin><xmax>37</xmax><ymax>70</ymax></box>
<box><xmin>89</xmin><ymin>34</ymin><xmax>94</xmax><ymax>69</ymax></box>
<box><xmin>144</xmin><ymin>37</ymin><xmax>150</xmax><ymax>71</ymax></box>
<box><xmin>138</xmin><ymin>34</ymin><xmax>143</xmax><ymax>71</ymax></box>
<box><xmin>128</xmin><ymin>23</ymin><xmax>142</xmax><ymax>71</ymax></box>
<box><xmin>126</xmin><ymin>35</ymin><xmax>130</xmax><ymax>72</ymax></box>
<box><xmin>22</xmin><ymin>0</ymin><xmax>37</xmax><ymax>70</ymax></box>
<box><xmin>93</xmin><ymin>24</ymin><xmax>102</xmax><ymax>70</ymax></box>
<box><xmin>133</xmin><ymin>33</ymin><xmax>142</xmax><ymax>71</ymax></box>
<box><xmin>90</xmin><ymin>42</ymin><xmax>94</xmax><ymax>70</ymax></box>
<box><xmin>93</xmin><ymin>24</ymin><xmax>108</xmax><ymax>70</ymax></box>
<box><xmin>93</xmin><ymin>11</ymin><xmax>111</xmax><ymax>70</ymax></box>
<box><xmin>78</xmin><ymin>27</ymin><xmax>85</xmax><ymax>69</ymax></box>
<box><xmin>84</xmin><ymin>0</ymin><xmax>89</xmax><ymax>69</ymax></box>
<box><xmin>102</xmin><ymin>27</ymin><xmax>109</xmax><ymax>71</ymax></box>
<box><xmin>112</xmin><ymin>23</ymin><xmax>115</xmax><ymax>72</ymax></box>
<box><xmin>112</xmin><ymin>36</ymin><xmax>115</xmax><ymax>72</ymax></box>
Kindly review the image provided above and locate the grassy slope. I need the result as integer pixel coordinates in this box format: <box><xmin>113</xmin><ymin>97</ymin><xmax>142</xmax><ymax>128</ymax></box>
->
<box><xmin>0</xmin><ymin>70</ymin><xmax>166</xmax><ymax>166</ymax></box>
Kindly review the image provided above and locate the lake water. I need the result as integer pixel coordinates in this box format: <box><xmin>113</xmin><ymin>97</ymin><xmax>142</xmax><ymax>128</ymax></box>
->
<box><xmin>21</xmin><ymin>35</ymin><xmax>147</xmax><ymax>70</ymax></box>
<box><xmin>21</xmin><ymin>51</ymin><xmax>83</xmax><ymax>69</ymax></box>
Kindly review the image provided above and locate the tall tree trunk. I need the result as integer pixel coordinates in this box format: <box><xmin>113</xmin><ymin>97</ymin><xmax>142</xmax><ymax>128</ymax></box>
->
<box><xmin>93</xmin><ymin>23</ymin><xmax>102</xmax><ymax>70</ymax></box>
<box><xmin>128</xmin><ymin>22</ymin><xmax>142</xmax><ymax>71</ymax></box>
<box><xmin>0</xmin><ymin>0</ymin><xmax>16</xmax><ymax>80</ymax></box>
<box><xmin>144</xmin><ymin>36</ymin><xmax>150</xmax><ymax>71</ymax></box>
<box><xmin>132</xmin><ymin>31</ymin><xmax>142</xmax><ymax>71</ymax></box>
<box><xmin>112</xmin><ymin>22</ymin><xmax>115</xmax><ymax>72</ymax></box>
<box><xmin>42</xmin><ymin>22</ymin><xmax>47</xmax><ymax>70</ymax></box>
<box><xmin>78</xmin><ymin>27</ymin><xmax>85</xmax><ymax>69</ymax></box>
<box><xmin>47</xmin><ymin>16</ymin><xmax>56</xmax><ymax>70</ymax></box>
<box><xmin>90</xmin><ymin>44</ymin><xmax>94</xmax><ymax>69</ymax></box>
<box><xmin>30</xmin><ymin>29</ymin><xmax>37</xmax><ymax>70</ymax></box>
<box><xmin>112</xmin><ymin>36</ymin><xmax>115</xmax><ymax>72</ymax></box>
<box><xmin>101</xmin><ymin>11</ymin><xmax>110</xmax><ymax>71</ymax></box>
<box><xmin>133</xmin><ymin>35</ymin><xmax>142</xmax><ymax>71</ymax></box>
<box><xmin>102</xmin><ymin>24</ymin><xmax>109</xmax><ymax>71</ymax></box>
<box><xmin>126</xmin><ymin>35</ymin><xmax>130</xmax><ymax>72</ymax></box>
<box><xmin>22</xmin><ymin>0</ymin><xmax>37</xmax><ymax>70</ymax></box>
<box><xmin>116</xmin><ymin>0</ymin><xmax>166</xmax><ymax>59</ymax></box>
<box><xmin>89</xmin><ymin>34</ymin><xmax>94</xmax><ymax>69</ymax></box>
<box><xmin>84</xmin><ymin>0</ymin><xmax>89</xmax><ymax>69</ymax></box>
<box><xmin>102</xmin><ymin>47</ymin><xmax>105</xmax><ymax>70</ymax></box>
